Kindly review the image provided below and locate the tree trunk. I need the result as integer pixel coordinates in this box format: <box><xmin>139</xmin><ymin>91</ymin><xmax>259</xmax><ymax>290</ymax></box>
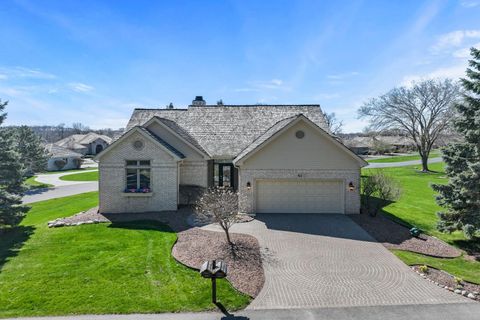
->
<box><xmin>224</xmin><ymin>228</ymin><xmax>233</xmax><ymax>247</ymax></box>
<box><xmin>421</xmin><ymin>154</ymin><xmax>429</xmax><ymax>172</ymax></box>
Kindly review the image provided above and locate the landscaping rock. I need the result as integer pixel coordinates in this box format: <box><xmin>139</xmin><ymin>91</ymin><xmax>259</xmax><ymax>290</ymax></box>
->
<box><xmin>454</xmin><ymin>289</ymin><xmax>462</xmax><ymax>294</ymax></box>
<box><xmin>468</xmin><ymin>293</ymin><xmax>476</xmax><ymax>299</ymax></box>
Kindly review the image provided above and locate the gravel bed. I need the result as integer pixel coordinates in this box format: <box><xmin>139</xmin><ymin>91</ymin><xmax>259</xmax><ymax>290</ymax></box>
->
<box><xmin>350</xmin><ymin>213</ymin><xmax>461</xmax><ymax>258</ymax></box>
<box><xmin>412</xmin><ymin>265</ymin><xmax>479</xmax><ymax>301</ymax></box>
<box><xmin>172</xmin><ymin>228</ymin><xmax>264</xmax><ymax>297</ymax></box>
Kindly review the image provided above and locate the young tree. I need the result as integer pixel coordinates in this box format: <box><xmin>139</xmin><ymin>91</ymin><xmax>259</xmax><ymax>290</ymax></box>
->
<box><xmin>0</xmin><ymin>100</ymin><xmax>28</xmax><ymax>229</ymax></box>
<box><xmin>432</xmin><ymin>48</ymin><xmax>480</xmax><ymax>239</ymax></box>
<box><xmin>195</xmin><ymin>187</ymin><xmax>241</xmax><ymax>247</ymax></box>
<box><xmin>359</xmin><ymin>79</ymin><xmax>460</xmax><ymax>171</ymax></box>
<box><xmin>322</xmin><ymin>111</ymin><xmax>343</xmax><ymax>135</ymax></box>
<box><xmin>13</xmin><ymin>126</ymin><xmax>49</xmax><ymax>175</ymax></box>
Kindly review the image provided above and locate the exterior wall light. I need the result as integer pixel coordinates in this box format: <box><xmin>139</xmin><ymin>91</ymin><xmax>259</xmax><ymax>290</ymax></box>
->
<box><xmin>246</xmin><ymin>181</ymin><xmax>251</xmax><ymax>189</ymax></box>
<box><xmin>348</xmin><ymin>182</ymin><xmax>355</xmax><ymax>191</ymax></box>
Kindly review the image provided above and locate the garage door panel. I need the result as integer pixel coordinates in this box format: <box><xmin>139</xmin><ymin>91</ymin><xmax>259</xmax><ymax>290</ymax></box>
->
<box><xmin>256</xmin><ymin>179</ymin><xmax>344</xmax><ymax>214</ymax></box>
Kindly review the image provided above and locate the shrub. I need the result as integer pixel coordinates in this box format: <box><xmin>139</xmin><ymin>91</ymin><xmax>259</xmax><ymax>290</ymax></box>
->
<box><xmin>419</xmin><ymin>265</ymin><xmax>429</xmax><ymax>274</ymax></box>
<box><xmin>361</xmin><ymin>172</ymin><xmax>401</xmax><ymax>216</ymax></box>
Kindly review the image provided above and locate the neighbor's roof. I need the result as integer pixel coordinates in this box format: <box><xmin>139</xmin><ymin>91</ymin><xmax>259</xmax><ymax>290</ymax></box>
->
<box><xmin>127</xmin><ymin>105</ymin><xmax>329</xmax><ymax>158</ymax></box>
<box><xmin>45</xmin><ymin>143</ymin><xmax>83</xmax><ymax>158</ymax></box>
<box><xmin>56</xmin><ymin>132</ymin><xmax>112</xmax><ymax>147</ymax></box>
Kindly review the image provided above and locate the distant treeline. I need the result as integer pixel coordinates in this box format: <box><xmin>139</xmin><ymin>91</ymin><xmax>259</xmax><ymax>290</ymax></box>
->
<box><xmin>5</xmin><ymin>123</ymin><xmax>124</xmax><ymax>143</ymax></box>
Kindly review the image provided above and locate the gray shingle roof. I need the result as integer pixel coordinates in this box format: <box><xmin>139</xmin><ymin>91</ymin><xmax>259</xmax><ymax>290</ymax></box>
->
<box><xmin>45</xmin><ymin>143</ymin><xmax>83</xmax><ymax>158</ymax></box>
<box><xmin>127</xmin><ymin>105</ymin><xmax>329</xmax><ymax>158</ymax></box>
<box><xmin>138</xmin><ymin>127</ymin><xmax>185</xmax><ymax>159</ymax></box>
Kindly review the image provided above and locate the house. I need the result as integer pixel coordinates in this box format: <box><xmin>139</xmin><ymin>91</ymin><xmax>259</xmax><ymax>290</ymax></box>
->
<box><xmin>45</xmin><ymin>143</ymin><xmax>83</xmax><ymax>171</ymax></box>
<box><xmin>96</xmin><ymin>97</ymin><xmax>367</xmax><ymax>215</ymax></box>
<box><xmin>343</xmin><ymin>136</ymin><xmax>371</xmax><ymax>155</ymax></box>
<box><xmin>56</xmin><ymin>132</ymin><xmax>112</xmax><ymax>155</ymax></box>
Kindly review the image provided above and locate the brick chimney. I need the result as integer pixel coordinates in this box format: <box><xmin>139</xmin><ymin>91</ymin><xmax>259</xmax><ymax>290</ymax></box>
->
<box><xmin>192</xmin><ymin>96</ymin><xmax>206</xmax><ymax>106</ymax></box>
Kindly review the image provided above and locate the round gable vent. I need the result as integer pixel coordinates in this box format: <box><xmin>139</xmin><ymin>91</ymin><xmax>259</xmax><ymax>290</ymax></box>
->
<box><xmin>133</xmin><ymin>139</ymin><xmax>144</xmax><ymax>150</ymax></box>
<box><xmin>295</xmin><ymin>130</ymin><xmax>305</xmax><ymax>139</ymax></box>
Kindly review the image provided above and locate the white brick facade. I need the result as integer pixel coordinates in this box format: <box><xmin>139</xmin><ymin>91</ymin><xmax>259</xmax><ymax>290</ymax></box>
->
<box><xmin>99</xmin><ymin>131</ymin><xmax>179</xmax><ymax>213</ymax></box>
<box><xmin>179</xmin><ymin>160</ymin><xmax>208</xmax><ymax>187</ymax></box>
<box><xmin>238</xmin><ymin>168</ymin><xmax>361</xmax><ymax>214</ymax></box>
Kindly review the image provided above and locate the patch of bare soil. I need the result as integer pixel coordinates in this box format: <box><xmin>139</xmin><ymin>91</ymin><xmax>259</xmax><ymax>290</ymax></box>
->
<box><xmin>412</xmin><ymin>265</ymin><xmax>479</xmax><ymax>301</ymax></box>
<box><xmin>172</xmin><ymin>228</ymin><xmax>264</xmax><ymax>297</ymax></box>
<box><xmin>351</xmin><ymin>213</ymin><xmax>461</xmax><ymax>258</ymax></box>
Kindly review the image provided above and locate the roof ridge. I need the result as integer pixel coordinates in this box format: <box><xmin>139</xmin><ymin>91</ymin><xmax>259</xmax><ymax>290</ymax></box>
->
<box><xmin>134</xmin><ymin>104</ymin><xmax>320</xmax><ymax>111</ymax></box>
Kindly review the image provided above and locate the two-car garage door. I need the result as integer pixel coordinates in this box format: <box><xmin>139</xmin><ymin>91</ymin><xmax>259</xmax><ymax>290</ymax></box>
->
<box><xmin>256</xmin><ymin>179</ymin><xmax>344</xmax><ymax>214</ymax></box>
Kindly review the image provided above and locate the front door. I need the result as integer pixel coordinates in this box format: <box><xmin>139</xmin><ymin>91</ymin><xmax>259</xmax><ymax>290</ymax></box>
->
<box><xmin>218</xmin><ymin>163</ymin><xmax>234</xmax><ymax>188</ymax></box>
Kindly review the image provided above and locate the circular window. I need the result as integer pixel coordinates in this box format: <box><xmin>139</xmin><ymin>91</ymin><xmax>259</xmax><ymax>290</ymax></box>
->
<box><xmin>295</xmin><ymin>130</ymin><xmax>305</xmax><ymax>139</ymax></box>
<box><xmin>133</xmin><ymin>140</ymin><xmax>144</xmax><ymax>150</ymax></box>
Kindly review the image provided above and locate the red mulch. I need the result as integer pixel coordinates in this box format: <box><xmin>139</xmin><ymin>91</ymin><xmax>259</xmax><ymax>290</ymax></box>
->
<box><xmin>172</xmin><ymin>228</ymin><xmax>264</xmax><ymax>297</ymax></box>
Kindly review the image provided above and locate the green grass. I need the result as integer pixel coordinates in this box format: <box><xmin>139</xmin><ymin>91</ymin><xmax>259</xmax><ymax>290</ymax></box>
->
<box><xmin>41</xmin><ymin>168</ymin><xmax>98</xmax><ymax>175</ymax></box>
<box><xmin>368</xmin><ymin>150</ymin><xmax>441</xmax><ymax>163</ymax></box>
<box><xmin>59</xmin><ymin>170</ymin><xmax>99</xmax><ymax>181</ymax></box>
<box><xmin>0</xmin><ymin>192</ymin><xmax>249</xmax><ymax>318</ymax></box>
<box><xmin>24</xmin><ymin>176</ymin><xmax>53</xmax><ymax>189</ymax></box>
<box><xmin>393</xmin><ymin>250</ymin><xmax>480</xmax><ymax>284</ymax></box>
<box><xmin>363</xmin><ymin>162</ymin><xmax>480</xmax><ymax>284</ymax></box>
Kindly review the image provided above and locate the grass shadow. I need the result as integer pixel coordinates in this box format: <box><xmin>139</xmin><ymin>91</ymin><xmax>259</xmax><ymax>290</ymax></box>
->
<box><xmin>0</xmin><ymin>225</ymin><xmax>35</xmax><ymax>273</ymax></box>
<box><xmin>107</xmin><ymin>220</ymin><xmax>175</xmax><ymax>233</ymax></box>
<box><xmin>451</xmin><ymin>238</ymin><xmax>480</xmax><ymax>261</ymax></box>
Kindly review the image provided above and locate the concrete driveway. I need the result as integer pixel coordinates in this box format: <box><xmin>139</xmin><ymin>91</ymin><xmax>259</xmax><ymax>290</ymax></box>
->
<box><xmin>204</xmin><ymin>214</ymin><xmax>470</xmax><ymax>309</ymax></box>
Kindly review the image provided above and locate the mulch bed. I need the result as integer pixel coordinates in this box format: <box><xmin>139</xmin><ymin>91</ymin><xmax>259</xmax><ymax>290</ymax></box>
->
<box><xmin>172</xmin><ymin>228</ymin><xmax>264</xmax><ymax>297</ymax></box>
<box><xmin>350</xmin><ymin>213</ymin><xmax>461</xmax><ymax>258</ymax></box>
<box><xmin>412</xmin><ymin>265</ymin><xmax>479</xmax><ymax>301</ymax></box>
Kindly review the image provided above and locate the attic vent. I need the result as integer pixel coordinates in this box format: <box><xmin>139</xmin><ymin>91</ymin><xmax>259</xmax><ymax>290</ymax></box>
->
<box><xmin>295</xmin><ymin>130</ymin><xmax>305</xmax><ymax>139</ymax></box>
<box><xmin>133</xmin><ymin>140</ymin><xmax>144</xmax><ymax>150</ymax></box>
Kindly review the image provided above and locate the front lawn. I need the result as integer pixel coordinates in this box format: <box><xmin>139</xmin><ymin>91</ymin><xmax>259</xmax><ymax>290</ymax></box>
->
<box><xmin>24</xmin><ymin>176</ymin><xmax>53</xmax><ymax>189</ymax></box>
<box><xmin>393</xmin><ymin>250</ymin><xmax>480</xmax><ymax>284</ymax></box>
<box><xmin>363</xmin><ymin>162</ymin><xmax>480</xmax><ymax>284</ymax></box>
<box><xmin>368</xmin><ymin>150</ymin><xmax>441</xmax><ymax>163</ymax></box>
<box><xmin>59</xmin><ymin>170</ymin><xmax>98</xmax><ymax>181</ymax></box>
<box><xmin>0</xmin><ymin>192</ymin><xmax>249</xmax><ymax>318</ymax></box>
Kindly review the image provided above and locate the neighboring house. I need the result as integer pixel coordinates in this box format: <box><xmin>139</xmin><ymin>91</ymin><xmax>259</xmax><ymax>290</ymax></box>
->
<box><xmin>343</xmin><ymin>136</ymin><xmax>371</xmax><ymax>155</ymax></box>
<box><xmin>376</xmin><ymin>136</ymin><xmax>415</xmax><ymax>153</ymax></box>
<box><xmin>56</xmin><ymin>132</ymin><xmax>112</xmax><ymax>155</ymax></box>
<box><xmin>45</xmin><ymin>143</ymin><xmax>83</xmax><ymax>171</ymax></box>
<box><xmin>96</xmin><ymin>97</ymin><xmax>368</xmax><ymax>215</ymax></box>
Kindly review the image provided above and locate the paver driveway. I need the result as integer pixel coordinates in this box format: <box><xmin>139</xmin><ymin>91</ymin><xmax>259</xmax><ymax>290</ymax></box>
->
<box><xmin>205</xmin><ymin>214</ymin><xmax>470</xmax><ymax>309</ymax></box>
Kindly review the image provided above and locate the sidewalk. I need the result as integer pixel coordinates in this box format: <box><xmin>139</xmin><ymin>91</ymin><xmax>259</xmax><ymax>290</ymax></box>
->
<box><xmin>5</xmin><ymin>303</ymin><xmax>480</xmax><ymax>320</ymax></box>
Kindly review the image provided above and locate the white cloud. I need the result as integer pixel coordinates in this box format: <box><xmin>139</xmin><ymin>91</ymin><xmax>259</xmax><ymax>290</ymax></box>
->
<box><xmin>68</xmin><ymin>82</ymin><xmax>94</xmax><ymax>93</ymax></box>
<box><xmin>452</xmin><ymin>42</ymin><xmax>480</xmax><ymax>58</ymax></box>
<box><xmin>0</xmin><ymin>66</ymin><xmax>57</xmax><ymax>80</ymax></box>
<box><xmin>460</xmin><ymin>0</ymin><xmax>480</xmax><ymax>7</ymax></box>
<box><xmin>235</xmin><ymin>79</ymin><xmax>290</xmax><ymax>92</ymax></box>
<box><xmin>401</xmin><ymin>63</ymin><xmax>467</xmax><ymax>86</ymax></box>
<box><xmin>313</xmin><ymin>93</ymin><xmax>341</xmax><ymax>100</ymax></box>
<box><xmin>432</xmin><ymin>30</ymin><xmax>480</xmax><ymax>52</ymax></box>
<box><xmin>326</xmin><ymin>71</ymin><xmax>359</xmax><ymax>80</ymax></box>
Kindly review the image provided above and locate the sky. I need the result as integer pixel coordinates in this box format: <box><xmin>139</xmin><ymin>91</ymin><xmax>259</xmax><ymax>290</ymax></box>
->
<box><xmin>0</xmin><ymin>0</ymin><xmax>479</xmax><ymax>132</ymax></box>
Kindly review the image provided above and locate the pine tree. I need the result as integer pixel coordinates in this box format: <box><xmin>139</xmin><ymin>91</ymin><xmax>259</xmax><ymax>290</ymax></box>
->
<box><xmin>13</xmin><ymin>125</ymin><xmax>49</xmax><ymax>175</ymax></box>
<box><xmin>0</xmin><ymin>100</ymin><xmax>28</xmax><ymax>228</ymax></box>
<box><xmin>432</xmin><ymin>48</ymin><xmax>480</xmax><ymax>239</ymax></box>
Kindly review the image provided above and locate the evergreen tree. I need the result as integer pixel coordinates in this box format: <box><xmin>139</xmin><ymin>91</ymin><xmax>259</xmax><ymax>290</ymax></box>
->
<box><xmin>13</xmin><ymin>125</ymin><xmax>49</xmax><ymax>175</ymax></box>
<box><xmin>0</xmin><ymin>100</ymin><xmax>28</xmax><ymax>228</ymax></box>
<box><xmin>432</xmin><ymin>48</ymin><xmax>480</xmax><ymax>239</ymax></box>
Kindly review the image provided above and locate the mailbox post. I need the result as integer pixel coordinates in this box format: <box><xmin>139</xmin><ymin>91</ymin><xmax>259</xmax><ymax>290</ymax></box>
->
<box><xmin>200</xmin><ymin>260</ymin><xmax>227</xmax><ymax>304</ymax></box>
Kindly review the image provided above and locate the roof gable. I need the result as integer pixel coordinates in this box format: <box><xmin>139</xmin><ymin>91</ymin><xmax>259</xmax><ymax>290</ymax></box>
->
<box><xmin>95</xmin><ymin>126</ymin><xmax>185</xmax><ymax>161</ymax></box>
<box><xmin>234</xmin><ymin>115</ymin><xmax>368</xmax><ymax>167</ymax></box>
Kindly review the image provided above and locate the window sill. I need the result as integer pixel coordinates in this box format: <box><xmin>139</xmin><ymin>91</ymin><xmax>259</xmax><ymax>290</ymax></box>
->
<box><xmin>121</xmin><ymin>192</ymin><xmax>153</xmax><ymax>197</ymax></box>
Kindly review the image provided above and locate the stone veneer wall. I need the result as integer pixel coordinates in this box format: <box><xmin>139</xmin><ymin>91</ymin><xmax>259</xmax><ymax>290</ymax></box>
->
<box><xmin>238</xmin><ymin>169</ymin><xmax>361</xmax><ymax>214</ymax></box>
<box><xmin>99</xmin><ymin>131</ymin><xmax>179</xmax><ymax>213</ymax></box>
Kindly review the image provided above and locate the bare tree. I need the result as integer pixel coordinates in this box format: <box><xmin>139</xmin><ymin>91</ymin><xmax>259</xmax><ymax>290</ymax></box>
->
<box><xmin>358</xmin><ymin>79</ymin><xmax>460</xmax><ymax>171</ymax></box>
<box><xmin>323</xmin><ymin>111</ymin><xmax>343</xmax><ymax>135</ymax></box>
<box><xmin>71</xmin><ymin>122</ymin><xmax>90</xmax><ymax>134</ymax></box>
<box><xmin>195</xmin><ymin>187</ymin><xmax>241</xmax><ymax>247</ymax></box>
